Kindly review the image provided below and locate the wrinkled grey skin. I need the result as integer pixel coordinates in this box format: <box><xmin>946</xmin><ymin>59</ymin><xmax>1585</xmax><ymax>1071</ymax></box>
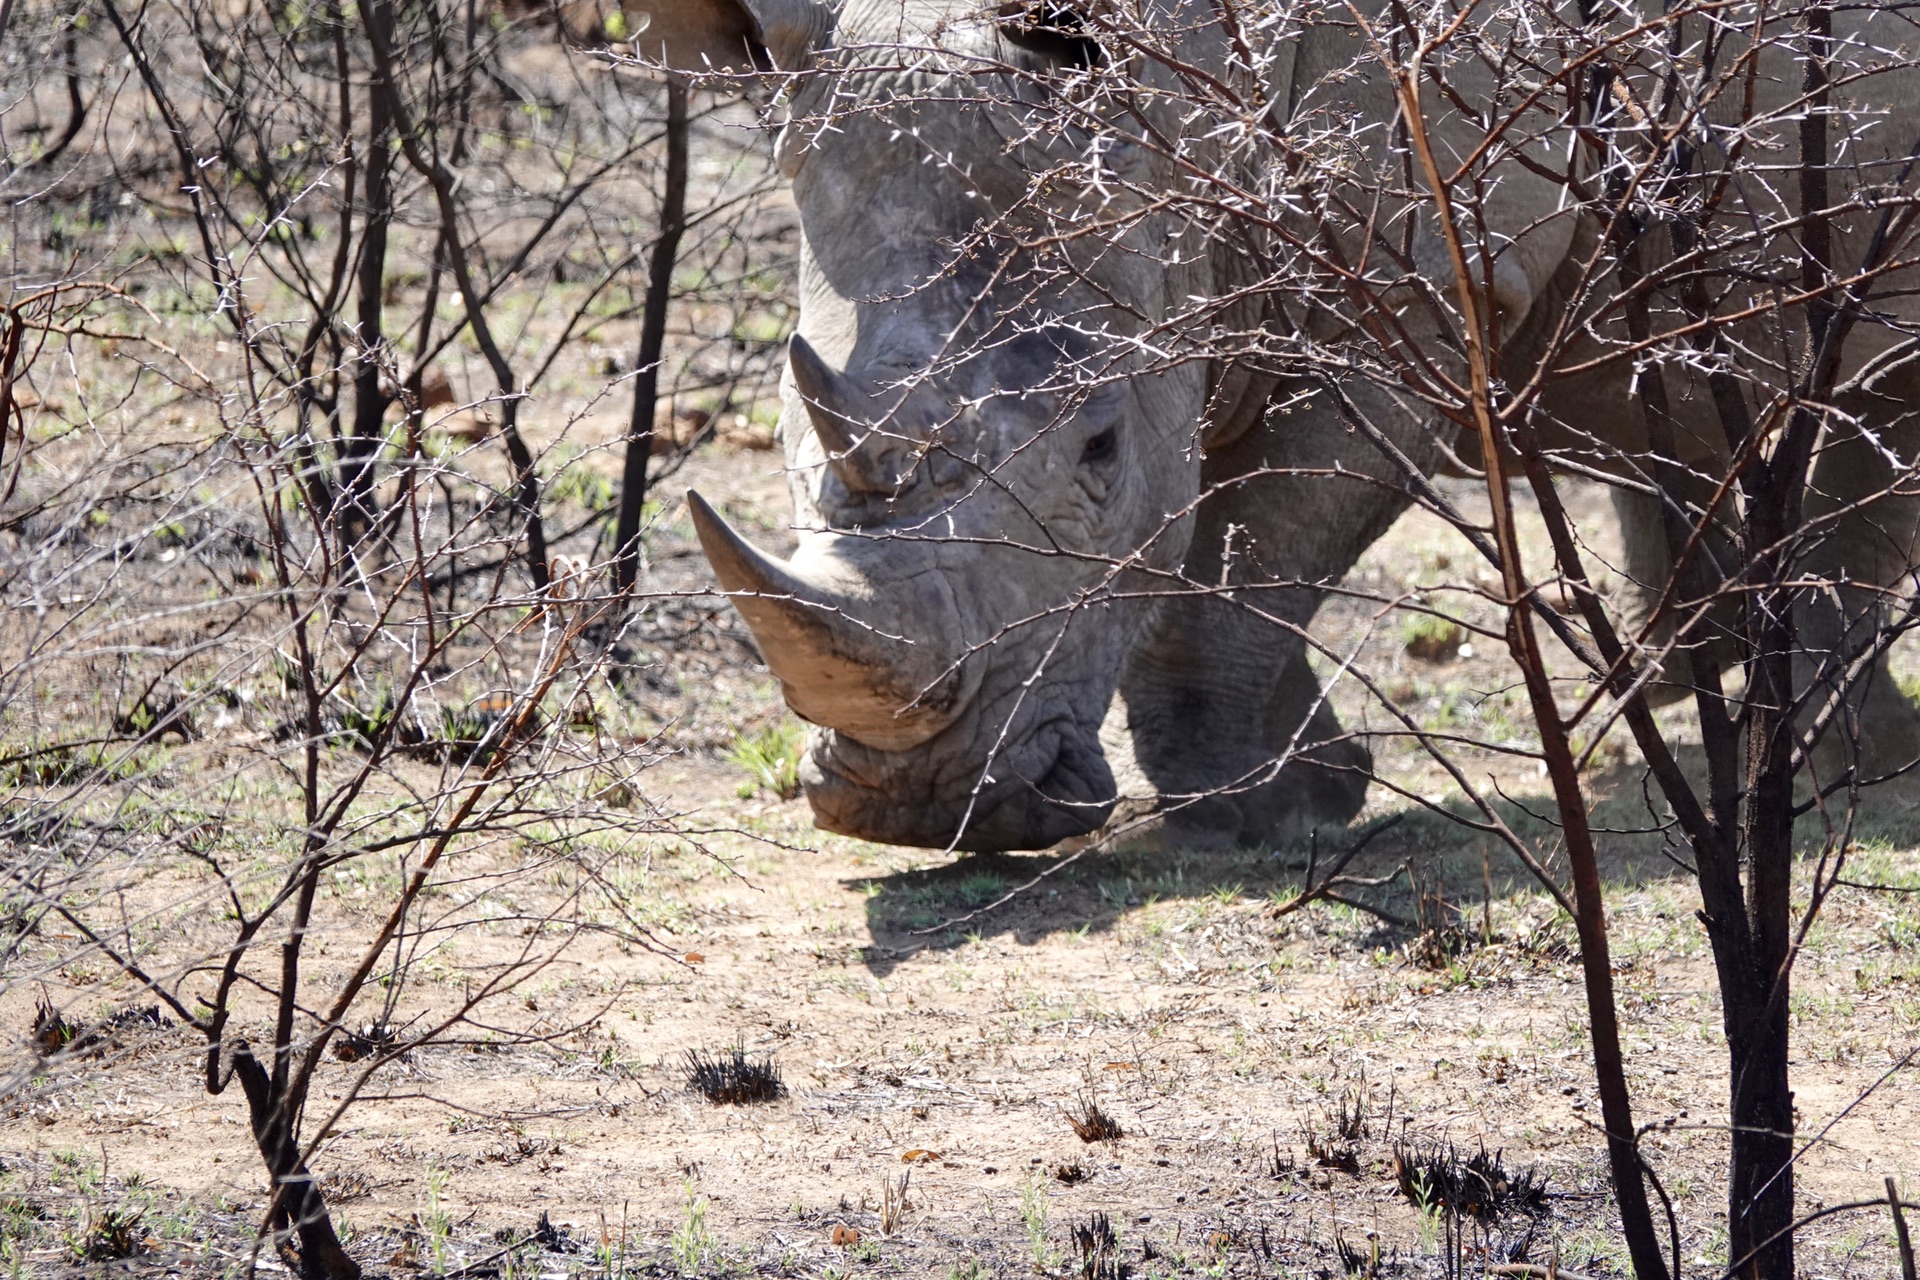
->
<box><xmin>639</xmin><ymin>0</ymin><xmax>1920</xmax><ymax>851</ymax></box>
<box><xmin>662</xmin><ymin>0</ymin><xmax>1235</xmax><ymax>851</ymax></box>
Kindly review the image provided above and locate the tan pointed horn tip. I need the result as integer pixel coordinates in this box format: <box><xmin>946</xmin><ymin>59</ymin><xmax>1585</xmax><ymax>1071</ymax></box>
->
<box><xmin>687</xmin><ymin>487</ymin><xmax>806</xmax><ymax>602</ymax></box>
<box><xmin>686</xmin><ymin>490</ymin><xmax>958</xmax><ymax>751</ymax></box>
<box><xmin>787</xmin><ymin>334</ymin><xmax>858</xmax><ymax>450</ymax></box>
<box><xmin>788</xmin><ymin>335</ymin><xmax>891</xmax><ymax>492</ymax></box>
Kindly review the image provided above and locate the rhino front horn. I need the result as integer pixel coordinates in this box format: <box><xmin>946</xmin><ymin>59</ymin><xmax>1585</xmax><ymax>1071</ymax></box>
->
<box><xmin>686</xmin><ymin>490</ymin><xmax>962</xmax><ymax>751</ymax></box>
<box><xmin>788</xmin><ymin>335</ymin><xmax>894</xmax><ymax>493</ymax></box>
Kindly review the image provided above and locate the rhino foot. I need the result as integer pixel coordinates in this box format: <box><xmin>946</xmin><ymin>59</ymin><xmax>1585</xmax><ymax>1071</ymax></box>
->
<box><xmin>1109</xmin><ymin>742</ymin><xmax>1372</xmax><ymax>852</ymax></box>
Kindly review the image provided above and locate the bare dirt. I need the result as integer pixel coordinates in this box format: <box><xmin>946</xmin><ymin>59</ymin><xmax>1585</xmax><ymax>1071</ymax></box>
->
<box><xmin>5</xmin><ymin>444</ymin><xmax>1920</xmax><ymax>1280</ymax></box>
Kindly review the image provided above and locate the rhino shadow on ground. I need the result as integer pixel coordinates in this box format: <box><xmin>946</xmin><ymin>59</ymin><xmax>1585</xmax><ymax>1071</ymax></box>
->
<box><xmin>850</xmin><ymin>747</ymin><xmax>1920</xmax><ymax>978</ymax></box>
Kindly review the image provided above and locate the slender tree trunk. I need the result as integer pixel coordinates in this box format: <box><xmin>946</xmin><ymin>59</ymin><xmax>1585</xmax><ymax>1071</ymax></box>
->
<box><xmin>360</xmin><ymin>0</ymin><xmax>550</xmax><ymax>589</ymax></box>
<box><xmin>1722</xmin><ymin>385</ymin><xmax>1808</xmax><ymax>1280</ymax></box>
<box><xmin>1600</xmin><ymin>45</ymin><xmax>1804</xmax><ymax>1267</ymax></box>
<box><xmin>612</xmin><ymin>77</ymin><xmax>688</xmax><ymax>599</ymax></box>
<box><xmin>22</xmin><ymin>9</ymin><xmax>88</xmax><ymax>171</ymax></box>
<box><xmin>1394</xmin><ymin>60</ymin><xmax>1670</xmax><ymax>1279</ymax></box>
<box><xmin>343</xmin><ymin>0</ymin><xmax>394</xmax><ymax>537</ymax></box>
<box><xmin>1719</xmin><ymin>9</ymin><xmax>1840</xmax><ymax>1274</ymax></box>
<box><xmin>225</xmin><ymin>1044</ymin><xmax>360</xmax><ymax>1280</ymax></box>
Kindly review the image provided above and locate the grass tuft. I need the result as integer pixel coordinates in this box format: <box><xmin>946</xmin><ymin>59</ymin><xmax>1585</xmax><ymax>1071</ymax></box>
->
<box><xmin>1407</xmin><ymin>876</ymin><xmax>1476</xmax><ymax>969</ymax></box>
<box><xmin>1072</xmin><ymin>1211</ymin><xmax>1128</xmax><ymax>1280</ymax></box>
<box><xmin>727</xmin><ymin>720</ymin><xmax>805</xmax><ymax>800</ymax></box>
<box><xmin>1304</xmin><ymin>1122</ymin><xmax>1361</xmax><ymax>1175</ymax></box>
<box><xmin>73</xmin><ymin>1206</ymin><xmax>144</xmax><ymax>1261</ymax></box>
<box><xmin>531</xmin><ymin>1210</ymin><xmax>581</xmax><ymax>1254</ymax></box>
<box><xmin>1302</xmin><ymin>1083</ymin><xmax>1375</xmax><ymax>1175</ymax></box>
<box><xmin>1064</xmin><ymin>1095</ymin><xmax>1124</xmax><ymax>1143</ymax></box>
<box><xmin>686</xmin><ymin>1045</ymin><xmax>786</xmax><ymax>1104</ymax></box>
<box><xmin>1401</xmin><ymin>612</ymin><xmax>1465</xmax><ymax>660</ymax></box>
<box><xmin>1393</xmin><ymin>1140</ymin><xmax>1550</xmax><ymax>1220</ymax></box>
<box><xmin>31</xmin><ymin>1000</ymin><xmax>171</xmax><ymax>1060</ymax></box>
<box><xmin>31</xmin><ymin>996</ymin><xmax>78</xmax><ymax>1055</ymax></box>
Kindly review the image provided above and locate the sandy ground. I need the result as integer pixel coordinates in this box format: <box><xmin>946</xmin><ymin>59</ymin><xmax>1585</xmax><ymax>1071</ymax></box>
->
<box><xmin>5</xmin><ymin>442</ymin><xmax>1920</xmax><ymax>1280</ymax></box>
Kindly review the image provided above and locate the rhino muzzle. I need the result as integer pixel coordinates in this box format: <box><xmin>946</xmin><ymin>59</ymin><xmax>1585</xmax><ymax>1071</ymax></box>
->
<box><xmin>802</xmin><ymin>714</ymin><xmax>1116</xmax><ymax>852</ymax></box>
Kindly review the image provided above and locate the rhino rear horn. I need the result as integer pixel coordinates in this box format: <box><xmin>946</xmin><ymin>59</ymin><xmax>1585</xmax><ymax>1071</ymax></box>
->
<box><xmin>789</xmin><ymin>335</ymin><xmax>896</xmax><ymax>493</ymax></box>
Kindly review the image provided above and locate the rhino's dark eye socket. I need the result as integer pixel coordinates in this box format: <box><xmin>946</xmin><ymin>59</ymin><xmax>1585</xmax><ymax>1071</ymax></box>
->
<box><xmin>1081</xmin><ymin>428</ymin><xmax>1117</xmax><ymax>465</ymax></box>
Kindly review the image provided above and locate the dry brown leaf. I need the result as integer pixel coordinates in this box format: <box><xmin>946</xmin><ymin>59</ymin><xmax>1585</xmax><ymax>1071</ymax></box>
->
<box><xmin>651</xmin><ymin>407</ymin><xmax>712</xmax><ymax>455</ymax></box>
<box><xmin>418</xmin><ymin>369</ymin><xmax>456</xmax><ymax>410</ymax></box>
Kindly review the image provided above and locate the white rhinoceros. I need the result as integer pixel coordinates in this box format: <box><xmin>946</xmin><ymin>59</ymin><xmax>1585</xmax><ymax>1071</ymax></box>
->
<box><xmin>630</xmin><ymin>0</ymin><xmax>1920</xmax><ymax>852</ymax></box>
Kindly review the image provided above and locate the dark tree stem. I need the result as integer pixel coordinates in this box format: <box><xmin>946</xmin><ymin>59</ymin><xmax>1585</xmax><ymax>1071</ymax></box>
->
<box><xmin>221</xmin><ymin>1042</ymin><xmax>360</xmax><ymax>1280</ymax></box>
<box><xmin>1392</xmin><ymin>59</ymin><xmax>1670</xmax><ymax>1280</ymax></box>
<box><xmin>342</xmin><ymin>0</ymin><xmax>395</xmax><ymax>536</ymax></box>
<box><xmin>612</xmin><ymin>76</ymin><xmax>689</xmax><ymax>599</ymax></box>
<box><xmin>20</xmin><ymin>8</ymin><xmax>88</xmax><ymax>171</ymax></box>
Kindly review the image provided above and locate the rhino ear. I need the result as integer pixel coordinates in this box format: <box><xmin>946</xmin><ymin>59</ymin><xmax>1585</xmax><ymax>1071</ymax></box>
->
<box><xmin>626</xmin><ymin>0</ymin><xmax>832</xmax><ymax>72</ymax></box>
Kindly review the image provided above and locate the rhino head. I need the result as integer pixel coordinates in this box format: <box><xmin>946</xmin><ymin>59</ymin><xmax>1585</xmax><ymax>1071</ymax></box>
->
<box><xmin>639</xmin><ymin>0</ymin><xmax>1211</xmax><ymax>850</ymax></box>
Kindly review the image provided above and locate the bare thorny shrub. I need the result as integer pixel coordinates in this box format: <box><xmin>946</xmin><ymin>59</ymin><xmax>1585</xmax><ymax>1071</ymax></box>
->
<box><xmin>725</xmin><ymin>0</ymin><xmax>1920</xmax><ymax>1274</ymax></box>
<box><xmin>0</xmin><ymin>1</ymin><xmax>791</xmax><ymax>1274</ymax></box>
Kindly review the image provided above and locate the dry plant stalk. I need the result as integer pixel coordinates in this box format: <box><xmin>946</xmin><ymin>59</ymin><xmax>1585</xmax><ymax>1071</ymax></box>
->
<box><xmin>879</xmin><ymin>1170</ymin><xmax>911</xmax><ymax>1235</ymax></box>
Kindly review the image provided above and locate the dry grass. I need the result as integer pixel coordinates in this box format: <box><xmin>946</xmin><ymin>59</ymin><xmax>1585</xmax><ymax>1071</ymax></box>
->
<box><xmin>1065</xmin><ymin>1095</ymin><xmax>1126</xmax><ymax>1144</ymax></box>
<box><xmin>4</xmin><ymin>757</ymin><xmax>1920</xmax><ymax>1275</ymax></box>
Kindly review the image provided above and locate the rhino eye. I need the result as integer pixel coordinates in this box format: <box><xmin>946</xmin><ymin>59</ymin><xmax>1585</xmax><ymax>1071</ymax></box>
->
<box><xmin>1080</xmin><ymin>427</ymin><xmax>1117</xmax><ymax>465</ymax></box>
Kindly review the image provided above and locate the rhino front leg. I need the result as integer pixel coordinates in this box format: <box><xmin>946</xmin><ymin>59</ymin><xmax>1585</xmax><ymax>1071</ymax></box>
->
<box><xmin>1116</xmin><ymin>593</ymin><xmax>1370</xmax><ymax>850</ymax></box>
<box><xmin>1113</xmin><ymin>386</ymin><xmax>1430</xmax><ymax>850</ymax></box>
<box><xmin>1608</xmin><ymin>479</ymin><xmax>1743</xmax><ymax>706</ymax></box>
<box><xmin>1798</xmin><ymin>401</ymin><xmax>1920</xmax><ymax>778</ymax></box>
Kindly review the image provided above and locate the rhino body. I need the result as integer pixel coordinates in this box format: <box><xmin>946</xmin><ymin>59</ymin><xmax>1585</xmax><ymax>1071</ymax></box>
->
<box><xmin>643</xmin><ymin>0</ymin><xmax>1920</xmax><ymax>851</ymax></box>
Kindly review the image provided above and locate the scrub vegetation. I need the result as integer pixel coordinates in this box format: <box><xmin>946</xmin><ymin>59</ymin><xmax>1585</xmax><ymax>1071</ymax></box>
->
<box><xmin>4</xmin><ymin>0</ymin><xmax>1920</xmax><ymax>1277</ymax></box>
